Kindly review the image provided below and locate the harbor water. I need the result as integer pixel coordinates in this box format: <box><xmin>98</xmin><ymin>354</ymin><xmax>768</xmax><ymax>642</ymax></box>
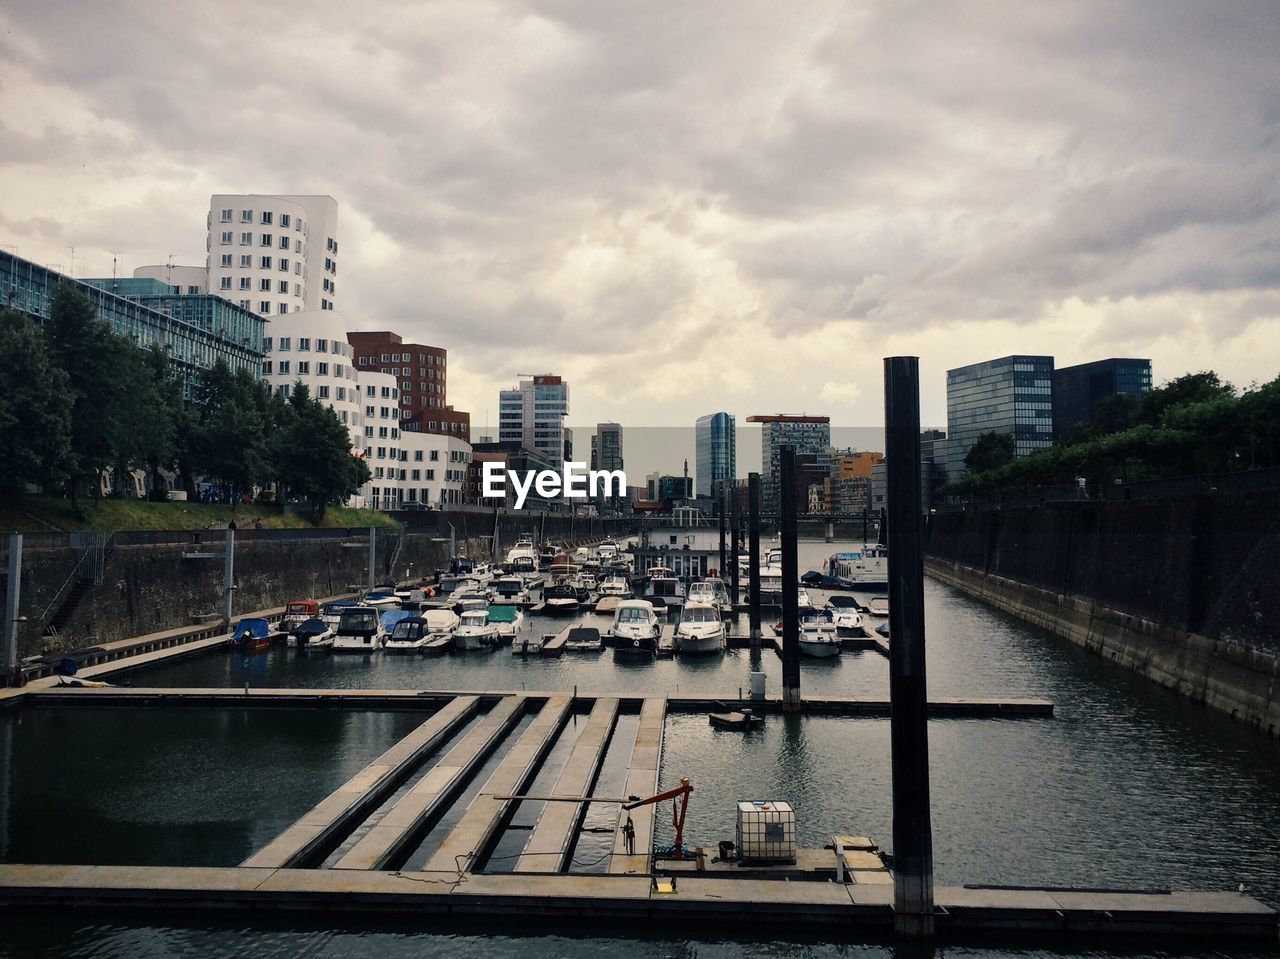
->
<box><xmin>2</xmin><ymin>540</ymin><xmax>1278</xmax><ymax>957</ymax></box>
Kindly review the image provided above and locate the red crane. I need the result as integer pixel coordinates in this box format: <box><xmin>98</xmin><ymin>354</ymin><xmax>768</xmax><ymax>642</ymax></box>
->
<box><xmin>624</xmin><ymin>778</ymin><xmax>693</xmax><ymax>860</ymax></box>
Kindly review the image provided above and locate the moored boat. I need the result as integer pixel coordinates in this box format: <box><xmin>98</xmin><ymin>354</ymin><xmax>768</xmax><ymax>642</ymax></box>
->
<box><xmin>333</xmin><ymin>606</ymin><xmax>384</xmax><ymax>652</ymax></box>
<box><xmin>799</xmin><ymin>612</ymin><xmax>841</xmax><ymax>658</ymax></box>
<box><xmin>281</xmin><ymin>599</ymin><xmax>319</xmax><ymax>637</ymax></box>
<box><xmin>611</xmin><ymin>599</ymin><xmax>659</xmax><ymax>654</ymax></box>
<box><xmin>825</xmin><ymin>595</ymin><xmax>867</xmax><ymax>636</ymax></box>
<box><xmin>687</xmin><ymin>577</ymin><xmax>731</xmax><ymax>614</ymax></box>
<box><xmin>229</xmin><ymin>617</ymin><xmax>272</xmax><ymax>653</ymax></box>
<box><xmin>674</xmin><ymin>603</ymin><xmax>726</xmax><ymax>655</ymax></box>
<box><xmin>488</xmin><ymin>604</ymin><xmax>524</xmax><ymax>643</ymax></box>
<box><xmin>455</xmin><ymin>608</ymin><xmax>501</xmax><ymax>651</ymax></box>
<box><xmin>291</xmin><ymin>616</ymin><xmax>334</xmax><ymax>651</ymax></box>
<box><xmin>383</xmin><ymin>616</ymin><xmax>433</xmax><ymax>653</ymax></box>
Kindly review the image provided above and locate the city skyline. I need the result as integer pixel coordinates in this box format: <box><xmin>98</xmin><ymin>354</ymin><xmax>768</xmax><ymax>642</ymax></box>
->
<box><xmin>2</xmin><ymin>3</ymin><xmax>1276</xmax><ymax>438</ymax></box>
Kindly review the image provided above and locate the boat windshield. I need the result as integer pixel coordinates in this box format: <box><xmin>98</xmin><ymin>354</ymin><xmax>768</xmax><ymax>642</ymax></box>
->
<box><xmin>617</xmin><ymin>607</ymin><xmax>651</xmax><ymax>623</ymax></box>
<box><xmin>650</xmin><ymin>580</ymin><xmax>678</xmax><ymax>597</ymax></box>
<box><xmin>494</xmin><ymin>579</ymin><xmax>522</xmax><ymax>594</ymax></box>
<box><xmin>339</xmin><ymin>610</ymin><xmax>379</xmax><ymax>632</ymax></box>
<box><xmin>682</xmin><ymin>607</ymin><xmax>717</xmax><ymax>623</ymax></box>
<box><xmin>460</xmin><ymin>612</ymin><xmax>488</xmax><ymax>626</ymax></box>
<box><xmin>828</xmin><ymin>596</ymin><xmax>858</xmax><ymax>608</ymax></box>
<box><xmin>391</xmin><ymin>621</ymin><xmax>424</xmax><ymax>641</ymax></box>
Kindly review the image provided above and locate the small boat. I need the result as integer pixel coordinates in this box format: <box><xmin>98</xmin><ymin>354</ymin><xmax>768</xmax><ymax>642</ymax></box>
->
<box><xmin>380</xmin><ymin>608</ymin><xmax>416</xmax><ymax>638</ymax></box>
<box><xmin>820</xmin><ymin>547</ymin><xmax>889</xmax><ymax>590</ymax></box>
<box><xmin>825</xmin><ymin>596</ymin><xmax>867</xmax><ymax>636</ymax></box>
<box><xmin>281</xmin><ymin>599</ymin><xmax>319</xmax><ymax>637</ymax></box>
<box><xmin>542</xmin><ymin>581</ymin><xmax>582</xmax><ymax>614</ymax></box>
<box><xmin>643</xmin><ymin>566</ymin><xmax>685</xmax><ymax>612</ymax></box>
<box><xmin>490</xmin><ymin>576</ymin><xmax>531</xmax><ymax>606</ymax></box>
<box><xmin>455</xmin><ymin>608</ymin><xmax>501</xmax><ymax>651</ymax></box>
<box><xmin>596</xmin><ymin>539</ymin><xmax>619</xmax><ymax>562</ymax></box>
<box><xmin>797</xmin><ymin>585</ymin><xmax>815</xmax><ymax>611</ymax></box>
<box><xmin>594</xmin><ymin>595</ymin><xmax>621</xmax><ymax>615</ymax></box>
<box><xmin>488</xmin><ymin>604</ymin><xmax>524</xmax><ymax>643</ymax></box>
<box><xmin>611</xmin><ymin>599</ymin><xmax>659</xmax><ymax>653</ymax></box>
<box><xmin>383</xmin><ymin>616</ymin><xmax>434</xmax><ymax>653</ymax></box>
<box><xmin>747</xmin><ymin>566</ymin><xmax>785</xmax><ymax>606</ymax></box>
<box><xmin>320</xmin><ymin>599</ymin><xmax>362</xmax><ymax>629</ymax></box>
<box><xmin>674</xmin><ymin>603</ymin><xmax>726</xmax><ymax>655</ymax></box>
<box><xmin>419</xmin><ymin>608</ymin><xmax>461</xmax><ymax>648</ymax></box>
<box><xmin>799</xmin><ymin>612</ymin><xmax>841</xmax><ymax>658</ymax></box>
<box><xmin>598</xmin><ymin>574</ymin><xmax>631</xmax><ymax>598</ymax></box>
<box><xmin>564</xmin><ymin>626</ymin><xmax>604</xmax><ymax>652</ymax></box>
<box><xmin>364</xmin><ymin>588</ymin><xmax>401</xmax><ymax>609</ymax></box>
<box><xmin>709</xmin><ymin>708</ymin><xmax>764</xmax><ymax>730</ymax></box>
<box><xmin>230</xmin><ymin>618</ymin><xmax>272</xmax><ymax>653</ymax></box>
<box><xmin>867</xmin><ymin>596</ymin><xmax>890</xmax><ymax>617</ymax></box>
<box><xmin>333</xmin><ymin>606</ymin><xmax>384</xmax><ymax>652</ymax></box>
<box><xmin>687</xmin><ymin>578</ymin><xmax>731</xmax><ymax>614</ymax></box>
<box><xmin>292</xmin><ymin>616</ymin><xmax>334</xmax><ymax>651</ymax></box>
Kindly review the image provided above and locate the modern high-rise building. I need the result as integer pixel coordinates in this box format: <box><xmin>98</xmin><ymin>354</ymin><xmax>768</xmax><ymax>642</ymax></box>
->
<box><xmin>347</xmin><ymin>330</ymin><xmax>470</xmax><ymax>440</ymax></box>
<box><xmin>746</xmin><ymin>414</ymin><xmax>831</xmax><ymax>511</ymax></box>
<box><xmin>694</xmin><ymin>412</ymin><xmax>736</xmax><ymax>498</ymax></box>
<box><xmin>1052</xmin><ymin>358</ymin><xmax>1153</xmax><ymax>438</ymax></box>
<box><xmin>498</xmin><ymin>375</ymin><xmax>569</xmax><ymax>464</ymax></box>
<box><xmin>195</xmin><ymin>194</ymin><xmax>340</xmax><ymax>319</ymax></box>
<box><xmin>592</xmin><ymin>423</ymin><xmax>623</xmax><ymax>471</ymax></box>
<box><xmin>946</xmin><ymin>355</ymin><xmax>1054</xmax><ymax>477</ymax></box>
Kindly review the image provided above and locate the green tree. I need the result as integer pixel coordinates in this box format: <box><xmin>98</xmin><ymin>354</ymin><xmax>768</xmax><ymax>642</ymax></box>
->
<box><xmin>193</xmin><ymin>360</ymin><xmax>270</xmax><ymax>500</ymax></box>
<box><xmin>277</xmin><ymin>382</ymin><xmax>370</xmax><ymax>516</ymax></box>
<box><xmin>0</xmin><ymin>309</ymin><xmax>73</xmax><ymax>494</ymax></box>
<box><xmin>963</xmin><ymin>431</ymin><xmax>1016</xmax><ymax>474</ymax></box>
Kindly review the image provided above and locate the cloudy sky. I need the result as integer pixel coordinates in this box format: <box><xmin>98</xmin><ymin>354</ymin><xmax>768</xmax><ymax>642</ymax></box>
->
<box><xmin>3</xmin><ymin>1</ymin><xmax>1278</xmax><ymax>473</ymax></box>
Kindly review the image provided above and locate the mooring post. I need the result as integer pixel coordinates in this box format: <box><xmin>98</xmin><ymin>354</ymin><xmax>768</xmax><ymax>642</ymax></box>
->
<box><xmin>717</xmin><ymin>484</ymin><xmax>726</xmax><ymax>578</ymax></box>
<box><xmin>368</xmin><ymin>527</ymin><xmax>377</xmax><ymax>591</ymax></box>
<box><xmin>730</xmin><ymin>483</ymin><xmax>741</xmax><ymax>607</ymax></box>
<box><xmin>884</xmin><ymin>355</ymin><xmax>935</xmax><ymax>939</ymax></box>
<box><xmin>780</xmin><ymin>446</ymin><xmax>801</xmax><ymax>712</ymax></box>
<box><xmin>3</xmin><ymin>534</ymin><xmax>23</xmax><ymax>685</ymax></box>
<box><xmin>222</xmin><ymin>526</ymin><xmax>235</xmax><ymax>632</ymax></box>
<box><xmin>748</xmin><ymin>473</ymin><xmax>762</xmax><ymax>644</ymax></box>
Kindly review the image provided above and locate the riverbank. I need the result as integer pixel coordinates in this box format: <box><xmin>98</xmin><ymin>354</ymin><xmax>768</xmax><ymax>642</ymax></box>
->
<box><xmin>0</xmin><ymin>497</ymin><xmax>397</xmax><ymax>533</ymax></box>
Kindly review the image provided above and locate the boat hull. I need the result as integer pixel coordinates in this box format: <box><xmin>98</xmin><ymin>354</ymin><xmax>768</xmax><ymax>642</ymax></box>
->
<box><xmin>799</xmin><ymin>640</ymin><xmax>841</xmax><ymax>658</ymax></box>
<box><xmin>676</xmin><ymin>633</ymin><xmax>724</xmax><ymax>655</ymax></box>
<box><xmin>455</xmin><ymin>632</ymin><xmax>500</xmax><ymax>651</ymax></box>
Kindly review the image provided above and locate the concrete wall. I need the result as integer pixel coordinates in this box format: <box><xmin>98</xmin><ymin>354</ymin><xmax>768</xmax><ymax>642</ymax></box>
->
<box><xmin>6</xmin><ymin>511</ymin><xmax>640</xmax><ymax>661</ymax></box>
<box><xmin>926</xmin><ymin>492</ymin><xmax>1280</xmax><ymax>736</ymax></box>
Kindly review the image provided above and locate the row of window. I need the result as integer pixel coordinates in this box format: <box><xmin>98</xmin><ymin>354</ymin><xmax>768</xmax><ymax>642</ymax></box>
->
<box><xmin>360</xmin><ymin>352</ymin><xmax>444</xmax><ymax>365</ymax></box>
<box><xmin>218</xmin><ymin>209</ymin><xmax>304</xmax><ymax>230</ymax></box>
<box><xmin>265</xmin><ymin>360</ymin><xmax>347</xmax><ymax>378</ymax></box>
<box><xmin>218</xmin><ymin>231</ymin><xmax>304</xmax><ymax>255</ymax></box>
<box><xmin>265</xmin><ymin>337</ymin><xmax>351</xmax><ymax>356</ymax></box>
<box><xmin>217</xmin><ymin>253</ymin><xmax>301</xmax><ymax>274</ymax></box>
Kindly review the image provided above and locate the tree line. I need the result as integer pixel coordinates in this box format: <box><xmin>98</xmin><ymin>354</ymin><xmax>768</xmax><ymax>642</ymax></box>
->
<box><xmin>946</xmin><ymin>371</ymin><xmax>1280</xmax><ymax>495</ymax></box>
<box><xmin>0</xmin><ymin>284</ymin><xmax>370</xmax><ymax>514</ymax></box>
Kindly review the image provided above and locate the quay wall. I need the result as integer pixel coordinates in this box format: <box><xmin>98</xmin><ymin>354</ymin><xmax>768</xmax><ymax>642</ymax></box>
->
<box><xmin>5</xmin><ymin>512</ymin><xmax>638</xmax><ymax>662</ymax></box>
<box><xmin>925</xmin><ymin>490</ymin><xmax>1280</xmax><ymax>736</ymax></box>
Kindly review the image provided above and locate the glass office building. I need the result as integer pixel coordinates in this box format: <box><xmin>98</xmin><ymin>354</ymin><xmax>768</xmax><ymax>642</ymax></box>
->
<box><xmin>2</xmin><ymin>251</ymin><xmax>266</xmax><ymax>388</ymax></box>
<box><xmin>746</xmin><ymin>414</ymin><xmax>830</xmax><ymax>512</ymax></box>
<box><xmin>498</xmin><ymin>374</ymin><xmax>569</xmax><ymax>463</ymax></box>
<box><xmin>694</xmin><ymin>412</ymin><xmax>736</xmax><ymax>498</ymax></box>
<box><xmin>1052</xmin><ymin>358</ymin><xmax>1153</xmax><ymax>438</ymax></box>
<box><xmin>946</xmin><ymin>355</ymin><xmax>1054</xmax><ymax>478</ymax></box>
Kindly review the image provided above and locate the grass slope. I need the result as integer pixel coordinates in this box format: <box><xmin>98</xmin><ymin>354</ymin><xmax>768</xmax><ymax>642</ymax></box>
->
<box><xmin>0</xmin><ymin>497</ymin><xmax>396</xmax><ymax>533</ymax></box>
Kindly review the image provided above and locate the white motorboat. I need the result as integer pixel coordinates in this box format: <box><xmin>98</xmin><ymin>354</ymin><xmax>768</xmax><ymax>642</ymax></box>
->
<box><xmin>488</xmin><ymin>605</ymin><xmax>524</xmax><ymax>642</ymax></box>
<box><xmin>610</xmin><ymin>599</ymin><xmax>659</xmax><ymax>653</ymax></box>
<box><xmin>455</xmin><ymin>608</ymin><xmax>501</xmax><ymax>651</ymax></box>
<box><xmin>643</xmin><ymin>565</ymin><xmax>685</xmax><ymax>613</ymax></box>
<box><xmin>490</xmin><ymin>576</ymin><xmax>531</xmax><ymax>606</ymax></box>
<box><xmin>749</xmin><ymin>566</ymin><xmax>785</xmax><ymax>606</ymax></box>
<box><xmin>422</xmin><ymin>608</ymin><xmax>461</xmax><ymax>645</ymax></box>
<box><xmin>674</xmin><ymin>603</ymin><xmax>726</xmax><ymax>655</ymax></box>
<box><xmin>797</xmin><ymin>585</ymin><xmax>815</xmax><ymax>611</ymax></box>
<box><xmin>596</xmin><ymin>539</ymin><xmax>619</xmax><ymax>562</ymax></box>
<box><xmin>449</xmin><ymin>578</ymin><xmax>492</xmax><ymax>611</ymax></box>
<box><xmin>822</xmin><ymin>546</ymin><xmax>889</xmax><ymax>589</ymax></box>
<box><xmin>867</xmin><ymin>595</ymin><xmax>889</xmax><ymax>617</ymax></box>
<box><xmin>687</xmin><ymin>578</ymin><xmax>731</xmax><ymax>614</ymax></box>
<box><xmin>363</xmin><ymin>588</ymin><xmax>401</xmax><ymax>609</ymax></box>
<box><xmin>564</xmin><ymin>626</ymin><xmax>604</xmax><ymax>652</ymax></box>
<box><xmin>825</xmin><ymin>596</ymin><xmax>867</xmax><ymax>636</ymax></box>
<box><xmin>598</xmin><ymin>574</ymin><xmax>631</xmax><ymax>598</ymax></box>
<box><xmin>332</xmin><ymin>606</ymin><xmax>384</xmax><ymax>652</ymax></box>
<box><xmin>799</xmin><ymin>613</ymin><xmax>841</xmax><ymax>658</ymax></box>
<box><xmin>291</xmin><ymin>616</ymin><xmax>334</xmax><ymax>651</ymax></box>
<box><xmin>383</xmin><ymin>616</ymin><xmax>434</xmax><ymax>653</ymax></box>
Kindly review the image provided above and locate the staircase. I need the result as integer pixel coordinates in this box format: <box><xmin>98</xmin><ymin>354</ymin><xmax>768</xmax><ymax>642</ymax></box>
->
<box><xmin>39</xmin><ymin>533</ymin><xmax>112</xmax><ymax>638</ymax></box>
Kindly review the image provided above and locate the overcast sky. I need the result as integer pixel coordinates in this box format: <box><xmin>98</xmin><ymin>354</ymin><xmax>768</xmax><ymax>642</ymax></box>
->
<box><xmin>3</xmin><ymin>1</ymin><xmax>1278</xmax><ymax>474</ymax></box>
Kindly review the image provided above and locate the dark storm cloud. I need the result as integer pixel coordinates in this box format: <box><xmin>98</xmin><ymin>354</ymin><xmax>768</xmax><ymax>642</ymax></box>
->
<box><xmin>2</xmin><ymin>0</ymin><xmax>1279</xmax><ymax>424</ymax></box>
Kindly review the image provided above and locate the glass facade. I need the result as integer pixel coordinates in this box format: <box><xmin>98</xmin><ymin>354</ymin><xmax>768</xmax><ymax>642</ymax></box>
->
<box><xmin>2</xmin><ymin>251</ymin><xmax>266</xmax><ymax>392</ymax></box>
<box><xmin>946</xmin><ymin>355</ymin><xmax>1054</xmax><ymax>477</ymax></box>
<box><xmin>1052</xmin><ymin>358</ymin><xmax>1153</xmax><ymax>438</ymax></box>
<box><xmin>695</xmin><ymin>412</ymin><xmax>736</xmax><ymax>497</ymax></box>
<box><xmin>497</xmin><ymin>375</ymin><xmax>569</xmax><ymax>463</ymax></box>
<box><xmin>747</xmin><ymin>415</ymin><xmax>831</xmax><ymax>512</ymax></box>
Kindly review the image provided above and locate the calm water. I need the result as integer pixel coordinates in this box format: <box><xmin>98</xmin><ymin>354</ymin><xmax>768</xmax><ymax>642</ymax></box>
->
<box><xmin>2</xmin><ymin>540</ymin><xmax>1278</xmax><ymax>956</ymax></box>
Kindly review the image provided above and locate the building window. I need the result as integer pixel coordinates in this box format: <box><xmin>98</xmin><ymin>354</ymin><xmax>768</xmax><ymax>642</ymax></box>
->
<box><xmin>279</xmin><ymin>235</ymin><xmax>289</xmax><ymax>250</ymax></box>
<box><xmin>426</xmin><ymin>470</ymin><xmax>435</xmax><ymax>481</ymax></box>
<box><xmin>260</xmin><ymin>279</ymin><xmax>271</xmax><ymax>292</ymax></box>
<box><xmin>277</xmin><ymin>280</ymin><xmax>288</xmax><ymax>293</ymax></box>
<box><xmin>219</xmin><ymin>277</ymin><xmax>231</xmax><ymax>290</ymax></box>
<box><xmin>316</xmin><ymin>362</ymin><xmax>328</xmax><ymax>375</ymax></box>
<box><xmin>261</xmin><ymin>211</ymin><xmax>273</xmax><ymax>225</ymax></box>
<box><xmin>317</xmin><ymin>339</ymin><xmax>328</xmax><ymax>353</ymax></box>
<box><xmin>337</xmin><ymin>387</ymin><xmax>346</xmax><ymax>401</ymax></box>
<box><xmin>365</xmin><ymin>405</ymin><xmax>375</xmax><ymax>417</ymax></box>
<box><xmin>239</xmin><ymin>298</ymin><xmax>251</xmax><ymax>309</ymax></box>
<box><xmin>278</xmin><ymin>337</ymin><xmax>291</xmax><ymax>351</ymax></box>
<box><xmin>240</xmin><ymin>232</ymin><xmax>252</xmax><ymax>245</ymax></box>
<box><xmin>430</xmin><ymin>450</ymin><xmax>439</xmax><ymax>461</ymax></box>
<box><xmin>279</xmin><ymin>302</ymin><xmax>290</xmax><ymax>314</ymax></box>
<box><xmin>381</xmin><ymin>353</ymin><xmax>390</xmax><ymax>362</ymax></box>
<box><xmin>220</xmin><ymin>209</ymin><xmax>232</xmax><ymax>222</ymax></box>
<box><xmin>239</xmin><ymin>277</ymin><xmax>251</xmax><ymax>290</ymax></box>
<box><xmin>241</xmin><ymin>209</ymin><xmax>253</xmax><ymax>222</ymax></box>
<box><xmin>260</xmin><ymin>256</ymin><xmax>272</xmax><ymax>269</ymax></box>
<box><xmin>358</xmin><ymin>356</ymin><xmax>367</xmax><ymax>366</ymax></box>
<box><xmin>414</xmin><ymin>450</ymin><xmax>423</xmax><ymax>462</ymax></box>
<box><xmin>279</xmin><ymin>258</ymin><xmax>289</xmax><ymax>272</ymax></box>
<box><xmin>280</xmin><ymin>213</ymin><xmax>290</xmax><ymax>228</ymax></box>
<box><xmin>259</xmin><ymin>299</ymin><xmax>271</xmax><ymax>313</ymax></box>
<box><xmin>260</xmin><ymin>233</ymin><xmax>272</xmax><ymax>247</ymax></box>
<box><xmin>298</xmin><ymin>362</ymin><xmax>309</xmax><ymax>374</ymax></box>
<box><xmin>278</xmin><ymin>361</ymin><xmax>290</xmax><ymax>375</ymax></box>
<box><xmin>263</xmin><ymin>337</ymin><xmax>272</xmax><ymax>351</ymax></box>
<box><xmin>318</xmin><ymin>385</ymin><xmax>330</xmax><ymax>399</ymax></box>
<box><xmin>262</xmin><ymin>360</ymin><xmax>272</xmax><ymax>375</ymax></box>
<box><xmin>219</xmin><ymin>254</ymin><xmax>232</xmax><ymax>268</ymax></box>
<box><xmin>335</xmin><ymin>364</ymin><xmax>344</xmax><ymax>377</ymax></box>
<box><xmin>219</xmin><ymin>231</ymin><xmax>232</xmax><ymax>245</ymax></box>
<box><xmin>378</xmin><ymin>427</ymin><xmax>388</xmax><ymax>438</ymax></box>
<box><xmin>240</xmin><ymin>254</ymin><xmax>252</xmax><ymax>268</ymax></box>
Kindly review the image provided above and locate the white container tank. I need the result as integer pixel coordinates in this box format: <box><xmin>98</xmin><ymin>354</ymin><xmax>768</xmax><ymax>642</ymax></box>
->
<box><xmin>735</xmin><ymin>800</ymin><xmax>796</xmax><ymax>863</ymax></box>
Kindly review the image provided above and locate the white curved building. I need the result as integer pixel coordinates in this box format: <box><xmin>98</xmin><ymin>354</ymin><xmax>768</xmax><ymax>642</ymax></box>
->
<box><xmin>205</xmin><ymin>194</ymin><xmax>339</xmax><ymax>319</ymax></box>
<box><xmin>262</xmin><ymin>310</ymin><xmax>362</xmax><ymax>444</ymax></box>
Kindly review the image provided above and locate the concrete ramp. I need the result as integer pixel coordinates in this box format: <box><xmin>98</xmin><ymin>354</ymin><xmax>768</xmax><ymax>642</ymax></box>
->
<box><xmin>332</xmin><ymin>696</ymin><xmax>526</xmax><ymax>871</ymax></box>
<box><xmin>241</xmin><ymin>696</ymin><xmax>479</xmax><ymax>868</ymax></box>
<box><xmin>515</xmin><ymin>698</ymin><xmax>620</xmax><ymax>872</ymax></box>
<box><xmin>422</xmin><ymin>696</ymin><xmax>573</xmax><ymax>874</ymax></box>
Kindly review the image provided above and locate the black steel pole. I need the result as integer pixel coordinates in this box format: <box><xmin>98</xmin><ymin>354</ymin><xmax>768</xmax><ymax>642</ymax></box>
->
<box><xmin>884</xmin><ymin>356</ymin><xmax>934</xmax><ymax>939</ymax></box>
<box><xmin>730</xmin><ymin>482</ymin><xmax>740</xmax><ymax>606</ymax></box>
<box><xmin>748</xmin><ymin>472</ymin><xmax>762</xmax><ymax>644</ymax></box>
<box><xmin>779</xmin><ymin>446</ymin><xmax>801</xmax><ymax>711</ymax></box>
<box><xmin>717</xmin><ymin>484</ymin><xmax>726</xmax><ymax>578</ymax></box>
